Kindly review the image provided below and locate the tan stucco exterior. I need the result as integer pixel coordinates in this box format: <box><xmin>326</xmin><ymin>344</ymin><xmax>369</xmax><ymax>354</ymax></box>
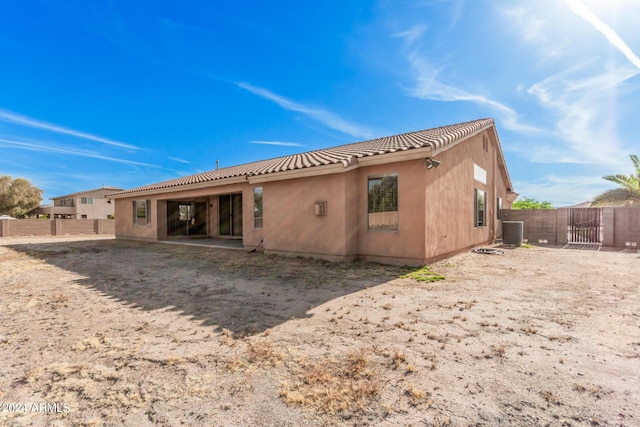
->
<box><xmin>113</xmin><ymin>127</ymin><xmax>514</xmax><ymax>265</ymax></box>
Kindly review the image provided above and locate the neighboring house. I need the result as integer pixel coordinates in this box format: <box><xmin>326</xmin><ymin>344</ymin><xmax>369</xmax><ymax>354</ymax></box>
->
<box><xmin>109</xmin><ymin>118</ymin><xmax>517</xmax><ymax>265</ymax></box>
<box><xmin>39</xmin><ymin>186</ymin><xmax>123</xmax><ymax>219</ymax></box>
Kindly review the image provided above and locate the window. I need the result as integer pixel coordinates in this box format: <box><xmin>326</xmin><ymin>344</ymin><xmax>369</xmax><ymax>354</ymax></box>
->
<box><xmin>81</xmin><ymin>197</ymin><xmax>94</xmax><ymax>204</ymax></box>
<box><xmin>254</xmin><ymin>187</ymin><xmax>263</xmax><ymax>228</ymax></box>
<box><xmin>474</xmin><ymin>189</ymin><xmax>486</xmax><ymax>227</ymax></box>
<box><xmin>368</xmin><ymin>175</ymin><xmax>398</xmax><ymax>231</ymax></box>
<box><xmin>133</xmin><ymin>199</ymin><xmax>151</xmax><ymax>226</ymax></box>
<box><xmin>496</xmin><ymin>197</ymin><xmax>503</xmax><ymax>220</ymax></box>
<box><xmin>81</xmin><ymin>214</ymin><xmax>88</xmax><ymax>219</ymax></box>
<box><xmin>482</xmin><ymin>135</ymin><xmax>488</xmax><ymax>151</ymax></box>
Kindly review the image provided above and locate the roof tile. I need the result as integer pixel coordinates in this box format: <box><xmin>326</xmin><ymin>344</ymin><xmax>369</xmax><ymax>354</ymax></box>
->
<box><xmin>111</xmin><ymin>118</ymin><xmax>493</xmax><ymax>196</ymax></box>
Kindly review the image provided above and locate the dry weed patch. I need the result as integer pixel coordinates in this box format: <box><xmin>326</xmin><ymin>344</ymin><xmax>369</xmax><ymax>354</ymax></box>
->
<box><xmin>24</xmin><ymin>362</ymin><xmax>144</xmax><ymax>410</ymax></box>
<box><xmin>405</xmin><ymin>383</ymin><xmax>432</xmax><ymax>406</ymax></box>
<box><xmin>280</xmin><ymin>349</ymin><xmax>381</xmax><ymax>418</ymax></box>
<box><xmin>246</xmin><ymin>341</ymin><xmax>285</xmax><ymax>366</ymax></box>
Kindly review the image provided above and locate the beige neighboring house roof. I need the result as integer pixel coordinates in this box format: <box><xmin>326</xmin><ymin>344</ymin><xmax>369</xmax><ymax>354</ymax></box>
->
<box><xmin>51</xmin><ymin>186</ymin><xmax>124</xmax><ymax>200</ymax></box>
<box><xmin>110</xmin><ymin>118</ymin><xmax>513</xmax><ymax>198</ymax></box>
<box><xmin>565</xmin><ymin>201</ymin><xmax>593</xmax><ymax>208</ymax></box>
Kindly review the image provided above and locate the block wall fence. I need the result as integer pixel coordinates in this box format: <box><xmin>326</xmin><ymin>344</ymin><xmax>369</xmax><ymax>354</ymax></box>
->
<box><xmin>503</xmin><ymin>207</ymin><xmax>640</xmax><ymax>248</ymax></box>
<box><xmin>0</xmin><ymin>219</ymin><xmax>115</xmax><ymax>237</ymax></box>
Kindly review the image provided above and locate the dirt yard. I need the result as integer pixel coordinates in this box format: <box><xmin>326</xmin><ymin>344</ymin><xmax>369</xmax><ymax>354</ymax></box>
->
<box><xmin>0</xmin><ymin>236</ymin><xmax>638</xmax><ymax>426</ymax></box>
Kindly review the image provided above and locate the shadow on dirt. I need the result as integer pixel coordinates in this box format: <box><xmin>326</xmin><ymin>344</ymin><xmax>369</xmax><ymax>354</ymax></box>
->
<box><xmin>7</xmin><ymin>239</ymin><xmax>414</xmax><ymax>336</ymax></box>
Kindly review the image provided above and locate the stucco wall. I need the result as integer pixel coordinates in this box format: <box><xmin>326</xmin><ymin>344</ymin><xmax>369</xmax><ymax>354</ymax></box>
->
<box><xmin>356</xmin><ymin>160</ymin><xmax>426</xmax><ymax>265</ymax></box>
<box><xmin>423</xmin><ymin>131</ymin><xmax>511</xmax><ymax>261</ymax></box>
<box><xmin>262</xmin><ymin>172</ymin><xmax>353</xmax><ymax>260</ymax></box>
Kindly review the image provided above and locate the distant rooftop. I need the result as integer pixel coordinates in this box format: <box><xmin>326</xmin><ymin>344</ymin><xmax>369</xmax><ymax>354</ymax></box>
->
<box><xmin>51</xmin><ymin>186</ymin><xmax>124</xmax><ymax>200</ymax></box>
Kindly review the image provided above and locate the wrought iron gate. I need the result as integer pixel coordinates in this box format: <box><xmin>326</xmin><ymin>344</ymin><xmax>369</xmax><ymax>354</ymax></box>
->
<box><xmin>567</xmin><ymin>208</ymin><xmax>603</xmax><ymax>244</ymax></box>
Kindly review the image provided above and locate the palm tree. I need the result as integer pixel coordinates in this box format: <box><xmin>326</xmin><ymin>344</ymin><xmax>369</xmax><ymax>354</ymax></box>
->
<box><xmin>591</xmin><ymin>154</ymin><xmax>640</xmax><ymax>206</ymax></box>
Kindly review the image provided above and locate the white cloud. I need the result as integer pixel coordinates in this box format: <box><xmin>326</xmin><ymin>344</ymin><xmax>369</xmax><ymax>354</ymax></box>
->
<box><xmin>237</xmin><ymin>82</ymin><xmax>375</xmax><ymax>140</ymax></box>
<box><xmin>566</xmin><ymin>0</ymin><xmax>640</xmax><ymax>70</ymax></box>
<box><xmin>0</xmin><ymin>108</ymin><xmax>139</xmax><ymax>150</ymax></box>
<box><xmin>405</xmin><ymin>54</ymin><xmax>541</xmax><ymax>133</ymax></box>
<box><xmin>169</xmin><ymin>157</ymin><xmax>191</xmax><ymax>164</ymax></box>
<box><xmin>0</xmin><ymin>138</ymin><xmax>156</xmax><ymax>167</ymax></box>
<box><xmin>392</xmin><ymin>24</ymin><xmax>427</xmax><ymax>45</ymax></box>
<box><xmin>249</xmin><ymin>140</ymin><xmax>304</xmax><ymax>147</ymax></box>
<box><xmin>514</xmin><ymin>174</ymin><xmax>615</xmax><ymax>207</ymax></box>
<box><xmin>527</xmin><ymin>63</ymin><xmax>639</xmax><ymax>166</ymax></box>
<box><xmin>498</xmin><ymin>6</ymin><xmax>570</xmax><ymax>59</ymax></box>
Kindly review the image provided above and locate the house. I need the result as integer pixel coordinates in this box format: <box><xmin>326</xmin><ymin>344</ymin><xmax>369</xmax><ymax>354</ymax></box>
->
<box><xmin>108</xmin><ymin>118</ymin><xmax>516</xmax><ymax>265</ymax></box>
<box><xmin>39</xmin><ymin>186</ymin><xmax>123</xmax><ymax>219</ymax></box>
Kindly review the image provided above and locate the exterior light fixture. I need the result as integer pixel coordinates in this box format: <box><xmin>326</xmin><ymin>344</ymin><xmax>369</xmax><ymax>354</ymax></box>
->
<box><xmin>425</xmin><ymin>158</ymin><xmax>441</xmax><ymax>170</ymax></box>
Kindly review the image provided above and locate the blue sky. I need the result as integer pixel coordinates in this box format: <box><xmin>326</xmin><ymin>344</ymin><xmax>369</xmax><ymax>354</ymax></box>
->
<box><xmin>1</xmin><ymin>0</ymin><xmax>638</xmax><ymax>206</ymax></box>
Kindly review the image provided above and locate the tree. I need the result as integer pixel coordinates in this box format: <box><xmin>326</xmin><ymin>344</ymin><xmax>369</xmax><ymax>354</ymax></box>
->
<box><xmin>512</xmin><ymin>197</ymin><xmax>553</xmax><ymax>210</ymax></box>
<box><xmin>591</xmin><ymin>154</ymin><xmax>640</xmax><ymax>207</ymax></box>
<box><xmin>0</xmin><ymin>176</ymin><xmax>44</xmax><ymax>218</ymax></box>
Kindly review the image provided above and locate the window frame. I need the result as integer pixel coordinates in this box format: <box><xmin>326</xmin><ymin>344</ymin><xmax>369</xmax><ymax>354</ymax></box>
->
<box><xmin>80</xmin><ymin>197</ymin><xmax>94</xmax><ymax>205</ymax></box>
<box><xmin>367</xmin><ymin>174</ymin><xmax>399</xmax><ymax>232</ymax></box>
<box><xmin>496</xmin><ymin>196</ymin><xmax>503</xmax><ymax>220</ymax></box>
<box><xmin>133</xmin><ymin>199</ymin><xmax>151</xmax><ymax>226</ymax></box>
<box><xmin>474</xmin><ymin>189</ymin><xmax>487</xmax><ymax>228</ymax></box>
<box><xmin>253</xmin><ymin>187</ymin><xmax>263</xmax><ymax>229</ymax></box>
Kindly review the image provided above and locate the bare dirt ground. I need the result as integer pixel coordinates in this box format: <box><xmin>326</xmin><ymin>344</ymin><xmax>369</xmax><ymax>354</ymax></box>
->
<box><xmin>0</xmin><ymin>236</ymin><xmax>638</xmax><ymax>427</ymax></box>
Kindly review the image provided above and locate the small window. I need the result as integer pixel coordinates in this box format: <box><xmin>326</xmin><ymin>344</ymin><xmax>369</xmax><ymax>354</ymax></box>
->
<box><xmin>482</xmin><ymin>135</ymin><xmax>488</xmax><ymax>151</ymax></box>
<box><xmin>81</xmin><ymin>214</ymin><xmax>88</xmax><ymax>219</ymax></box>
<box><xmin>496</xmin><ymin>197</ymin><xmax>503</xmax><ymax>220</ymax></box>
<box><xmin>474</xmin><ymin>189</ymin><xmax>486</xmax><ymax>227</ymax></box>
<box><xmin>133</xmin><ymin>199</ymin><xmax>151</xmax><ymax>226</ymax></box>
<box><xmin>80</xmin><ymin>197</ymin><xmax>94</xmax><ymax>204</ymax></box>
<box><xmin>368</xmin><ymin>175</ymin><xmax>398</xmax><ymax>231</ymax></box>
<box><xmin>254</xmin><ymin>187</ymin><xmax>263</xmax><ymax>228</ymax></box>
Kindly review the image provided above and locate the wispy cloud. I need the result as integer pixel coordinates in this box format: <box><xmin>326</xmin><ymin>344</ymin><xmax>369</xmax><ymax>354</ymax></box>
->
<box><xmin>169</xmin><ymin>156</ymin><xmax>191</xmax><ymax>164</ymax></box>
<box><xmin>514</xmin><ymin>174</ymin><xmax>614</xmax><ymax>207</ymax></box>
<box><xmin>392</xmin><ymin>24</ymin><xmax>427</xmax><ymax>45</ymax></box>
<box><xmin>405</xmin><ymin>54</ymin><xmax>540</xmax><ymax>133</ymax></box>
<box><xmin>236</xmin><ymin>82</ymin><xmax>374</xmax><ymax>140</ymax></box>
<box><xmin>527</xmin><ymin>61</ymin><xmax>639</xmax><ymax>166</ymax></box>
<box><xmin>0</xmin><ymin>138</ymin><xmax>156</xmax><ymax>167</ymax></box>
<box><xmin>0</xmin><ymin>108</ymin><xmax>139</xmax><ymax>150</ymax></box>
<box><xmin>498</xmin><ymin>7</ymin><xmax>569</xmax><ymax>59</ymax></box>
<box><xmin>566</xmin><ymin>0</ymin><xmax>640</xmax><ymax>70</ymax></box>
<box><xmin>249</xmin><ymin>140</ymin><xmax>304</xmax><ymax>147</ymax></box>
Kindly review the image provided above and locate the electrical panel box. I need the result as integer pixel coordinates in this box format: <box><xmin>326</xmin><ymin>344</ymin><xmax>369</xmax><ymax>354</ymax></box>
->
<box><xmin>314</xmin><ymin>201</ymin><xmax>327</xmax><ymax>216</ymax></box>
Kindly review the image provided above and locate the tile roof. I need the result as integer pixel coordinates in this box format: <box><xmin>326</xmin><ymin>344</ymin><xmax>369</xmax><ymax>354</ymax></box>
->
<box><xmin>112</xmin><ymin>118</ymin><xmax>496</xmax><ymax>196</ymax></box>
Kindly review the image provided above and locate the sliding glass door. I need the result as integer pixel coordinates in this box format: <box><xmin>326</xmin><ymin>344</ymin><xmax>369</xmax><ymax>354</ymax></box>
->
<box><xmin>218</xmin><ymin>194</ymin><xmax>242</xmax><ymax>237</ymax></box>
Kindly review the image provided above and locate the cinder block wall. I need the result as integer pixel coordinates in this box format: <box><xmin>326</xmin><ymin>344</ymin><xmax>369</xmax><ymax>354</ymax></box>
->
<box><xmin>56</xmin><ymin>219</ymin><xmax>97</xmax><ymax>235</ymax></box>
<box><xmin>0</xmin><ymin>219</ymin><xmax>115</xmax><ymax>237</ymax></box>
<box><xmin>502</xmin><ymin>209</ymin><xmax>563</xmax><ymax>245</ymax></box>
<box><xmin>503</xmin><ymin>207</ymin><xmax>640</xmax><ymax>248</ymax></box>
<box><xmin>613</xmin><ymin>207</ymin><xmax>640</xmax><ymax>247</ymax></box>
<box><xmin>3</xmin><ymin>220</ymin><xmax>53</xmax><ymax>237</ymax></box>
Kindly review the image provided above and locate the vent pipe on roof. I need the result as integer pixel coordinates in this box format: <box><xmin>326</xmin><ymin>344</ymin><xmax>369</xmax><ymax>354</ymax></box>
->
<box><xmin>216</xmin><ymin>160</ymin><xmax>219</xmax><ymax>170</ymax></box>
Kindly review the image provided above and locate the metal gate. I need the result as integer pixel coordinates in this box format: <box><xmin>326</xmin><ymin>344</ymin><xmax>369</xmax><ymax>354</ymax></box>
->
<box><xmin>567</xmin><ymin>208</ymin><xmax>603</xmax><ymax>244</ymax></box>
